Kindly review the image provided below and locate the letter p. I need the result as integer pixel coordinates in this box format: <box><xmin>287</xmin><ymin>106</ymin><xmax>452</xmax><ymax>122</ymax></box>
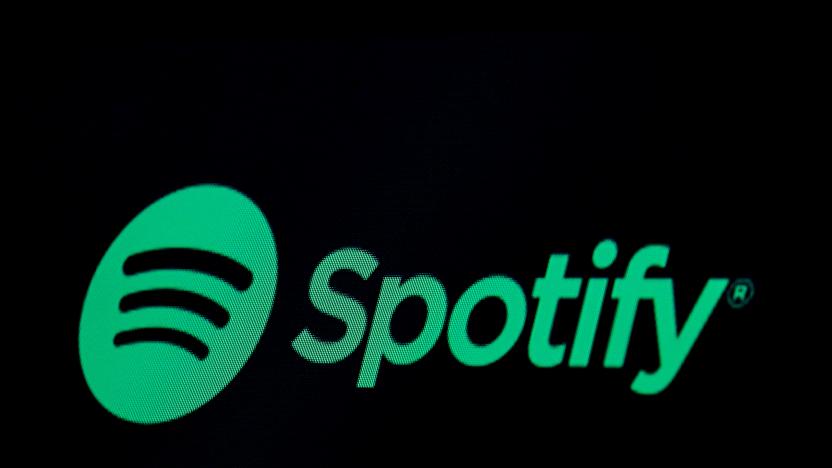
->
<box><xmin>357</xmin><ymin>275</ymin><xmax>448</xmax><ymax>388</ymax></box>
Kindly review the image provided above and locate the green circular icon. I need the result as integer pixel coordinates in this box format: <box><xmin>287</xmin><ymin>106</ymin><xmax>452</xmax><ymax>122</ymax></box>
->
<box><xmin>79</xmin><ymin>184</ymin><xmax>277</xmax><ymax>424</ymax></box>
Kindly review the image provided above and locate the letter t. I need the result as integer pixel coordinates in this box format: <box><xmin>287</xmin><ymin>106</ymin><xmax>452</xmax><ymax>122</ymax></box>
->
<box><xmin>528</xmin><ymin>254</ymin><xmax>582</xmax><ymax>367</ymax></box>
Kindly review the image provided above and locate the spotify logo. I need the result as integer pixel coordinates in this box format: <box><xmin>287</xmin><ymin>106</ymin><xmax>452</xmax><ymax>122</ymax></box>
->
<box><xmin>80</xmin><ymin>183</ymin><xmax>750</xmax><ymax>425</ymax></box>
<box><xmin>79</xmin><ymin>185</ymin><xmax>278</xmax><ymax>424</ymax></box>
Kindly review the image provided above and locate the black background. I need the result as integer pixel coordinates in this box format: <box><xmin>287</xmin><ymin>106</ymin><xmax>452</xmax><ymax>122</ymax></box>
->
<box><xmin>12</xmin><ymin>33</ymin><xmax>788</xmax><ymax>466</ymax></box>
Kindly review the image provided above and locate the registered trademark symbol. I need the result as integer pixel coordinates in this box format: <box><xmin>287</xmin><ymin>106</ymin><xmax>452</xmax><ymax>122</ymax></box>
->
<box><xmin>726</xmin><ymin>278</ymin><xmax>754</xmax><ymax>309</ymax></box>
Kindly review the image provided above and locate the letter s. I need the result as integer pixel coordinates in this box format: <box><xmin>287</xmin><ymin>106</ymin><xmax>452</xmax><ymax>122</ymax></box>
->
<box><xmin>292</xmin><ymin>247</ymin><xmax>379</xmax><ymax>363</ymax></box>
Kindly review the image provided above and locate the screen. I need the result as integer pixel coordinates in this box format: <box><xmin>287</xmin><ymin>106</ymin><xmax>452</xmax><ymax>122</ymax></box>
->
<box><xmin>12</xmin><ymin>33</ymin><xmax>785</xmax><ymax>466</ymax></box>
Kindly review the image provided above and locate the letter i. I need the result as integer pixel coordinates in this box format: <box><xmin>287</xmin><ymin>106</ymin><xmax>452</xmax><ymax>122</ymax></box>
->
<box><xmin>569</xmin><ymin>239</ymin><xmax>617</xmax><ymax>367</ymax></box>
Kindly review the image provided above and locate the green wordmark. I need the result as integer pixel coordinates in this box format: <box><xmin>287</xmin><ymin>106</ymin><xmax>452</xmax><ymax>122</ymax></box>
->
<box><xmin>79</xmin><ymin>185</ymin><xmax>277</xmax><ymax>424</ymax></box>
<box><xmin>293</xmin><ymin>241</ymin><xmax>729</xmax><ymax>395</ymax></box>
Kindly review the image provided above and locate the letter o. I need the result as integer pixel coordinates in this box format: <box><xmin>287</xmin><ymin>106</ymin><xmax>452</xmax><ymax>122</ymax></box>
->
<box><xmin>448</xmin><ymin>276</ymin><xmax>527</xmax><ymax>367</ymax></box>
